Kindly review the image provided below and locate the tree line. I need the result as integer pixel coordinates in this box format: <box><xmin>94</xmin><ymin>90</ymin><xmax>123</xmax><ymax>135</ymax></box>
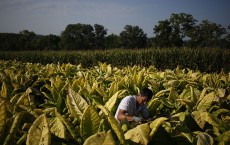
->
<box><xmin>0</xmin><ymin>13</ymin><xmax>229</xmax><ymax>51</ymax></box>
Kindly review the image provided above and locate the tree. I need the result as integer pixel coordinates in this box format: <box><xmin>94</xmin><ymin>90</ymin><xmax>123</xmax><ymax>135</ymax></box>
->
<box><xmin>35</xmin><ymin>35</ymin><xmax>61</xmax><ymax>50</ymax></box>
<box><xmin>0</xmin><ymin>33</ymin><xmax>20</xmax><ymax>51</ymax></box>
<box><xmin>18</xmin><ymin>30</ymin><xmax>37</xmax><ymax>50</ymax></box>
<box><xmin>224</xmin><ymin>25</ymin><xmax>230</xmax><ymax>48</ymax></box>
<box><xmin>60</xmin><ymin>23</ymin><xmax>95</xmax><ymax>50</ymax></box>
<box><xmin>153</xmin><ymin>20</ymin><xmax>172</xmax><ymax>48</ymax></box>
<box><xmin>119</xmin><ymin>25</ymin><xmax>147</xmax><ymax>49</ymax></box>
<box><xmin>153</xmin><ymin>13</ymin><xmax>197</xmax><ymax>48</ymax></box>
<box><xmin>94</xmin><ymin>24</ymin><xmax>107</xmax><ymax>49</ymax></box>
<box><xmin>187</xmin><ymin>20</ymin><xmax>226</xmax><ymax>48</ymax></box>
<box><xmin>105</xmin><ymin>33</ymin><xmax>120</xmax><ymax>48</ymax></box>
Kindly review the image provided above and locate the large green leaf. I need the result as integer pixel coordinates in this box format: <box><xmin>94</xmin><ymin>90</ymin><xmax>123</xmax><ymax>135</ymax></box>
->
<box><xmin>196</xmin><ymin>132</ymin><xmax>214</xmax><ymax>145</ymax></box>
<box><xmin>83</xmin><ymin>130</ymin><xmax>115</xmax><ymax>145</ymax></box>
<box><xmin>200</xmin><ymin>112</ymin><xmax>227</xmax><ymax>132</ymax></box>
<box><xmin>55</xmin><ymin>111</ymin><xmax>79</xmax><ymax>141</ymax></box>
<box><xmin>147</xmin><ymin>98</ymin><xmax>161</xmax><ymax>117</ymax></box>
<box><xmin>97</xmin><ymin>105</ymin><xmax>126</xmax><ymax>144</ymax></box>
<box><xmin>80</xmin><ymin>105</ymin><xmax>101</xmax><ymax>140</ymax></box>
<box><xmin>149</xmin><ymin>117</ymin><xmax>168</xmax><ymax>138</ymax></box>
<box><xmin>124</xmin><ymin>123</ymin><xmax>150</xmax><ymax>145</ymax></box>
<box><xmin>192</xmin><ymin>111</ymin><xmax>225</xmax><ymax>132</ymax></box>
<box><xmin>168</xmin><ymin>87</ymin><xmax>178</xmax><ymax>103</ymax></box>
<box><xmin>197</xmin><ymin>92</ymin><xmax>215</xmax><ymax>111</ymax></box>
<box><xmin>26</xmin><ymin>114</ymin><xmax>51</xmax><ymax>145</ymax></box>
<box><xmin>104</xmin><ymin>90</ymin><xmax>126</xmax><ymax>114</ymax></box>
<box><xmin>67</xmin><ymin>87</ymin><xmax>88</xmax><ymax>120</ymax></box>
<box><xmin>49</xmin><ymin>117</ymin><xmax>66</xmax><ymax>139</ymax></box>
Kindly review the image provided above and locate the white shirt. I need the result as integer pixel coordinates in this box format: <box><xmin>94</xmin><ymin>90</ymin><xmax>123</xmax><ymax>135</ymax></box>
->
<box><xmin>114</xmin><ymin>95</ymin><xmax>149</xmax><ymax>122</ymax></box>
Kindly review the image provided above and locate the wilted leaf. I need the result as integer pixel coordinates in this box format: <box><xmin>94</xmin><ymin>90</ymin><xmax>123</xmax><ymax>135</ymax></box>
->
<box><xmin>192</xmin><ymin>111</ymin><xmax>206</xmax><ymax>129</ymax></box>
<box><xmin>197</xmin><ymin>132</ymin><xmax>214</xmax><ymax>145</ymax></box>
<box><xmin>26</xmin><ymin>114</ymin><xmax>51</xmax><ymax>145</ymax></box>
<box><xmin>83</xmin><ymin>130</ymin><xmax>115</xmax><ymax>145</ymax></box>
<box><xmin>124</xmin><ymin>123</ymin><xmax>150</xmax><ymax>145</ymax></box>
<box><xmin>49</xmin><ymin>117</ymin><xmax>66</xmax><ymax>139</ymax></box>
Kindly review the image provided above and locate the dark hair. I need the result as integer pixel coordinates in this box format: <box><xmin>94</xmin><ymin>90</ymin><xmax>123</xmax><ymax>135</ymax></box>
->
<box><xmin>140</xmin><ymin>88</ymin><xmax>153</xmax><ymax>100</ymax></box>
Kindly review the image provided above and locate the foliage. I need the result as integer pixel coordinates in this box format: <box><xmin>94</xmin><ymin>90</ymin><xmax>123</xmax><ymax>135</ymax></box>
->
<box><xmin>119</xmin><ymin>25</ymin><xmax>147</xmax><ymax>48</ymax></box>
<box><xmin>1</xmin><ymin>13</ymin><xmax>230</xmax><ymax>51</ymax></box>
<box><xmin>0</xmin><ymin>60</ymin><xmax>229</xmax><ymax>145</ymax></box>
<box><xmin>0</xmin><ymin>48</ymin><xmax>229</xmax><ymax>73</ymax></box>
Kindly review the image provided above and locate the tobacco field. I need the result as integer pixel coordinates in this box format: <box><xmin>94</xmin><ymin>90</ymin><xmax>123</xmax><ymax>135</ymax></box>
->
<box><xmin>0</xmin><ymin>60</ymin><xmax>229</xmax><ymax>145</ymax></box>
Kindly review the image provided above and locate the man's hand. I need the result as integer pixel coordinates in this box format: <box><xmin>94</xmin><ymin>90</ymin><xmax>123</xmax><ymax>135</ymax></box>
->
<box><xmin>133</xmin><ymin>116</ymin><xmax>142</xmax><ymax>122</ymax></box>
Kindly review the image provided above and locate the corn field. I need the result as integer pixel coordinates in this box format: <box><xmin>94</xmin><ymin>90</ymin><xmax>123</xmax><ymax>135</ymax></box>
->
<box><xmin>0</xmin><ymin>48</ymin><xmax>229</xmax><ymax>72</ymax></box>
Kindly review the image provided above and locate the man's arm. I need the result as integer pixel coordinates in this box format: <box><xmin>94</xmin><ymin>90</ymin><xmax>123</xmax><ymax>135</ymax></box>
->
<box><xmin>117</xmin><ymin>109</ymin><xmax>141</xmax><ymax>122</ymax></box>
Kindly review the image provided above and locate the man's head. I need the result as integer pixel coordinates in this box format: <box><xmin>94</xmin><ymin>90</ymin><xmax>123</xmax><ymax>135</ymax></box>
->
<box><xmin>137</xmin><ymin>88</ymin><xmax>153</xmax><ymax>105</ymax></box>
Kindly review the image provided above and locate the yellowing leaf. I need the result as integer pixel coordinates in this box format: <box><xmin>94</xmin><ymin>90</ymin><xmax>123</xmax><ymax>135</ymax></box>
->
<box><xmin>26</xmin><ymin>114</ymin><xmax>51</xmax><ymax>145</ymax></box>
<box><xmin>104</xmin><ymin>90</ymin><xmax>126</xmax><ymax>114</ymax></box>
<box><xmin>217</xmin><ymin>88</ymin><xmax>225</xmax><ymax>98</ymax></box>
<box><xmin>67</xmin><ymin>87</ymin><xmax>88</xmax><ymax>120</ymax></box>
<box><xmin>1</xmin><ymin>82</ymin><xmax>7</xmax><ymax>98</ymax></box>
<box><xmin>83</xmin><ymin>130</ymin><xmax>115</xmax><ymax>145</ymax></box>
<box><xmin>218</xmin><ymin>130</ymin><xmax>230</xmax><ymax>145</ymax></box>
<box><xmin>197</xmin><ymin>92</ymin><xmax>215</xmax><ymax>111</ymax></box>
<box><xmin>49</xmin><ymin>117</ymin><xmax>66</xmax><ymax>139</ymax></box>
<box><xmin>192</xmin><ymin>111</ymin><xmax>206</xmax><ymax>129</ymax></box>
<box><xmin>149</xmin><ymin>117</ymin><xmax>168</xmax><ymax>138</ymax></box>
<box><xmin>0</xmin><ymin>100</ymin><xmax>6</xmax><ymax>136</ymax></box>
<box><xmin>97</xmin><ymin>105</ymin><xmax>125</xmax><ymax>144</ymax></box>
<box><xmin>124</xmin><ymin>123</ymin><xmax>150</xmax><ymax>145</ymax></box>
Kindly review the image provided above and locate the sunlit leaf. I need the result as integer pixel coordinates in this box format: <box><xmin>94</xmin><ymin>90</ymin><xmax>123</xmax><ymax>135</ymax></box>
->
<box><xmin>197</xmin><ymin>92</ymin><xmax>215</xmax><ymax>111</ymax></box>
<box><xmin>83</xmin><ymin>130</ymin><xmax>115</xmax><ymax>145</ymax></box>
<box><xmin>149</xmin><ymin>117</ymin><xmax>168</xmax><ymax>138</ymax></box>
<box><xmin>124</xmin><ymin>123</ymin><xmax>150</xmax><ymax>145</ymax></box>
<box><xmin>97</xmin><ymin>105</ymin><xmax>126</xmax><ymax>144</ymax></box>
<box><xmin>26</xmin><ymin>114</ymin><xmax>51</xmax><ymax>145</ymax></box>
<box><xmin>0</xmin><ymin>100</ymin><xmax>6</xmax><ymax>137</ymax></box>
<box><xmin>49</xmin><ymin>117</ymin><xmax>66</xmax><ymax>139</ymax></box>
<box><xmin>67</xmin><ymin>87</ymin><xmax>88</xmax><ymax>120</ymax></box>
<box><xmin>192</xmin><ymin>111</ymin><xmax>206</xmax><ymax>129</ymax></box>
<box><xmin>1</xmin><ymin>82</ymin><xmax>7</xmax><ymax>98</ymax></box>
<box><xmin>104</xmin><ymin>90</ymin><xmax>126</xmax><ymax>114</ymax></box>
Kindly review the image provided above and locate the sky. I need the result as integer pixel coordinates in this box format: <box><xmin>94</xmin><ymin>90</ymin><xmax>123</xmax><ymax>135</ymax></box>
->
<box><xmin>0</xmin><ymin>0</ymin><xmax>230</xmax><ymax>37</ymax></box>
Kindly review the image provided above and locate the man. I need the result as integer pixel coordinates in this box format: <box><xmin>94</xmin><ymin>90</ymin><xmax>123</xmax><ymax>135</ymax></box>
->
<box><xmin>114</xmin><ymin>88</ymin><xmax>153</xmax><ymax>123</ymax></box>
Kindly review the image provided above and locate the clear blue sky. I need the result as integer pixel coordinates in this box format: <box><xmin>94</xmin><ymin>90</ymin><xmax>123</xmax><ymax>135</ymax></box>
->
<box><xmin>0</xmin><ymin>0</ymin><xmax>229</xmax><ymax>37</ymax></box>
